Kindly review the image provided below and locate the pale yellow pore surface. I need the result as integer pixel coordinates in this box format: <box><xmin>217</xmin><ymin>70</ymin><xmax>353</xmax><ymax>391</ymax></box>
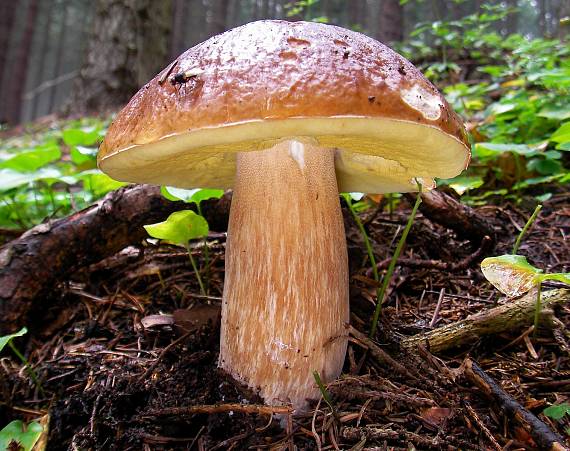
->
<box><xmin>219</xmin><ymin>140</ymin><xmax>349</xmax><ymax>409</ymax></box>
<box><xmin>98</xmin><ymin>117</ymin><xmax>470</xmax><ymax>194</ymax></box>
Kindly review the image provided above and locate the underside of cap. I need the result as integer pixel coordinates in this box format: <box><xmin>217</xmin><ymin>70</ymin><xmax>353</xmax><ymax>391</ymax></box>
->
<box><xmin>99</xmin><ymin>116</ymin><xmax>468</xmax><ymax>193</ymax></box>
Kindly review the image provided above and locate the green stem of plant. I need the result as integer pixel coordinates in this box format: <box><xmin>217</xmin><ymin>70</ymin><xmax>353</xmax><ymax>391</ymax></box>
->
<box><xmin>8</xmin><ymin>342</ymin><xmax>44</xmax><ymax>396</ymax></box>
<box><xmin>312</xmin><ymin>370</ymin><xmax>337</xmax><ymax>419</ymax></box>
<box><xmin>533</xmin><ymin>283</ymin><xmax>542</xmax><ymax>339</ymax></box>
<box><xmin>512</xmin><ymin>204</ymin><xmax>542</xmax><ymax>254</ymax></box>
<box><xmin>369</xmin><ymin>184</ymin><xmax>423</xmax><ymax>338</ymax></box>
<box><xmin>346</xmin><ymin>197</ymin><xmax>380</xmax><ymax>284</ymax></box>
<box><xmin>185</xmin><ymin>243</ymin><xmax>206</xmax><ymax>296</ymax></box>
<box><xmin>197</xmin><ymin>204</ymin><xmax>210</xmax><ymax>294</ymax></box>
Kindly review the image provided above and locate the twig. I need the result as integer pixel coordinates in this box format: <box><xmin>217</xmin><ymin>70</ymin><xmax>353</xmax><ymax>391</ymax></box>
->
<box><xmin>463</xmin><ymin>401</ymin><xmax>502</xmax><ymax>451</ymax></box>
<box><xmin>366</xmin><ymin>235</ymin><xmax>492</xmax><ymax>277</ymax></box>
<box><xmin>464</xmin><ymin>359</ymin><xmax>566</xmax><ymax>451</ymax></box>
<box><xmin>429</xmin><ymin>288</ymin><xmax>445</xmax><ymax>328</ymax></box>
<box><xmin>349</xmin><ymin>326</ymin><xmax>418</xmax><ymax>381</ymax></box>
<box><xmin>136</xmin><ymin>331</ymin><xmax>192</xmax><ymax>382</ymax></box>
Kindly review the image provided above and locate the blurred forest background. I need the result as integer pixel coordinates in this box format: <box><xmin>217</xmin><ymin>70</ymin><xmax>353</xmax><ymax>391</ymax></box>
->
<box><xmin>1</xmin><ymin>0</ymin><xmax>568</xmax><ymax>125</ymax></box>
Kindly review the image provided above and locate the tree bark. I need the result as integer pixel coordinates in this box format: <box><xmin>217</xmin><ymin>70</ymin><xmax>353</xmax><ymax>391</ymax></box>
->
<box><xmin>68</xmin><ymin>0</ymin><xmax>173</xmax><ymax>115</ymax></box>
<box><xmin>4</xmin><ymin>0</ymin><xmax>39</xmax><ymax>125</ymax></box>
<box><xmin>0</xmin><ymin>184</ymin><xmax>231</xmax><ymax>334</ymax></box>
<box><xmin>378</xmin><ymin>0</ymin><xmax>403</xmax><ymax>43</ymax></box>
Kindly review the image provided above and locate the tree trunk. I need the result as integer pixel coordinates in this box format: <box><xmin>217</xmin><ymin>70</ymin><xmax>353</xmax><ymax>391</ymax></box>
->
<box><xmin>68</xmin><ymin>0</ymin><xmax>173</xmax><ymax>115</ymax></box>
<box><xmin>0</xmin><ymin>0</ymin><xmax>19</xmax><ymax>123</ymax></box>
<box><xmin>260</xmin><ymin>0</ymin><xmax>269</xmax><ymax>18</ymax></box>
<box><xmin>506</xmin><ymin>0</ymin><xmax>518</xmax><ymax>35</ymax></box>
<box><xmin>347</xmin><ymin>0</ymin><xmax>362</xmax><ymax>28</ymax></box>
<box><xmin>4</xmin><ymin>0</ymin><xmax>39</xmax><ymax>125</ymax></box>
<box><xmin>538</xmin><ymin>0</ymin><xmax>547</xmax><ymax>36</ymax></box>
<box><xmin>207</xmin><ymin>0</ymin><xmax>229</xmax><ymax>36</ymax></box>
<box><xmin>47</xmin><ymin>0</ymin><xmax>69</xmax><ymax>114</ymax></box>
<box><xmin>170</xmin><ymin>0</ymin><xmax>187</xmax><ymax>59</ymax></box>
<box><xmin>30</xmin><ymin>0</ymin><xmax>54</xmax><ymax>120</ymax></box>
<box><xmin>378</xmin><ymin>0</ymin><xmax>403</xmax><ymax>43</ymax></box>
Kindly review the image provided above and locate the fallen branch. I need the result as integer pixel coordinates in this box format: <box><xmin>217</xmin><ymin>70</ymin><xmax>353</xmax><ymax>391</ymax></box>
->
<box><xmin>0</xmin><ymin>184</ymin><xmax>231</xmax><ymax>334</ymax></box>
<box><xmin>464</xmin><ymin>359</ymin><xmax>567</xmax><ymax>451</ymax></box>
<box><xmin>366</xmin><ymin>235</ymin><xmax>492</xmax><ymax>278</ymax></box>
<box><xmin>342</xmin><ymin>426</ymin><xmax>475</xmax><ymax>449</ymax></box>
<box><xmin>401</xmin><ymin>289</ymin><xmax>570</xmax><ymax>353</ymax></box>
<box><xmin>143</xmin><ymin>403</ymin><xmax>292</xmax><ymax>417</ymax></box>
<box><xmin>406</xmin><ymin>190</ymin><xmax>495</xmax><ymax>245</ymax></box>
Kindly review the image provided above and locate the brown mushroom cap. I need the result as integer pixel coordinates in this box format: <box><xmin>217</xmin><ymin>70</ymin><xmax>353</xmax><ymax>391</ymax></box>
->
<box><xmin>99</xmin><ymin>20</ymin><xmax>470</xmax><ymax>193</ymax></box>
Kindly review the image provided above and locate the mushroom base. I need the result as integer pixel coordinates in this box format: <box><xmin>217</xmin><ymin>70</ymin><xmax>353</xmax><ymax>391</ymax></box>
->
<box><xmin>219</xmin><ymin>139</ymin><xmax>349</xmax><ymax>410</ymax></box>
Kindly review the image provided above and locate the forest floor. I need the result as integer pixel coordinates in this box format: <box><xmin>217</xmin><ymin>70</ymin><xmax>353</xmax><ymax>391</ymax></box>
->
<box><xmin>1</xmin><ymin>187</ymin><xmax>569</xmax><ymax>450</ymax></box>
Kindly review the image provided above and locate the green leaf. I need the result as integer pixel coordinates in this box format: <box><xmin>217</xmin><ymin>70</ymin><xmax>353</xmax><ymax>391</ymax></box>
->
<box><xmin>441</xmin><ymin>175</ymin><xmax>484</xmax><ymax>195</ymax></box>
<box><xmin>527</xmin><ymin>158</ymin><xmax>563</xmax><ymax>175</ymax></box>
<box><xmin>0</xmin><ymin>168</ymin><xmax>63</xmax><ymax>192</ymax></box>
<box><xmin>0</xmin><ymin>144</ymin><xmax>61</xmax><ymax>172</ymax></box>
<box><xmin>161</xmin><ymin>186</ymin><xmax>224</xmax><ymax>204</ymax></box>
<box><xmin>538</xmin><ymin>273</ymin><xmax>570</xmax><ymax>285</ymax></box>
<box><xmin>0</xmin><ymin>420</ymin><xmax>42</xmax><ymax>451</ymax></box>
<box><xmin>70</xmin><ymin>146</ymin><xmax>97</xmax><ymax>166</ymax></box>
<box><xmin>0</xmin><ymin>327</ymin><xmax>27</xmax><ymax>353</ymax></box>
<box><xmin>144</xmin><ymin>210</ymin><xmax>208</xmax><ymax>246</ymax></box>
<box><xmin>481</xmin><ymin>255</ymin><xmax>542</xmax><ymax>297</ymax></box>
<box><xmin>62</xmin><ymin>128</ymin><xmax>99</xmax><ymax>146</ymax></box>
<box><xmin>80</xmin><ymin>172</ymin><xmax>126</xmax><ymax>196</ymax></box>
<box><xmin>475</xmin><ymin>142</ymin><xmax>536</xmax><ymax>157</ymax></box>
<box><xmin>538</xmin><ymin>104</ymin><xmax>570</xmax><ymax>120</ymax></box>
<box><xmin>550</xmin><ymin>122</ymin><xmax>570</xmax><ymax>144</ymax></box>
<box><xmin>543</xmin><ymin>403</ymin><xmax>570</xmax><ymax>420</ymax></box>
<box><xmin>343</xmin><ymin>192</ymin><xmax>364</xmax><ymax>201</ymax></box>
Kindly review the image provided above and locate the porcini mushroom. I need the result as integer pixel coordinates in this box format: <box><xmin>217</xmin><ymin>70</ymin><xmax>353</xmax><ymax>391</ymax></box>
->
<box><xmin>98</xmin><ymin>20</ymin><xmax>470</xmax><ymax>410</ymax></box>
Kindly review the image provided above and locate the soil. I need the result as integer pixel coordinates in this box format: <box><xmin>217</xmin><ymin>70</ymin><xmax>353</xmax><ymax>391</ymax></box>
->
<box><xmin>1</xmin><ymin>189</ymin><xmax>569</xmax><ymax>450</ymax></box>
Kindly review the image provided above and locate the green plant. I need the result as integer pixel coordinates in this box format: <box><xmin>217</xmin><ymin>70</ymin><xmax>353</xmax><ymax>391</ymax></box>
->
<box><xmin>0</xmin><ymin>327</ymin><xmax>43</xmax><ymax>393</ymax></box>
<box><xmin>399</xmin><ymin>5</ymin><xmax>569</xmax><ymax>204</ymax></box>
<box><xmin>343</xmin><ymin>183</ymin><xmax>423</xmax><ymax>338</ymax></box>
<box><xmin>543</xmin><ymin>403</ymin><xmax>570</xmax><ymax>435</ymax></box>
<box><xmin>312</xmin><ymin>370</ymin><xmax>336</xmax><ymax>416</ymax></box>
<box><xmin>0</xmin><ymin>117</ymin><xmax>123</xmax><ymax>230</ymax></box>
<box><xmin>160</xmin><ymin>187</ymin><xmax>224</xmax><ymax>293</ymax></box>
<box><xmin>481</xmin><ymin>203</ymin><xmax>570</xmax><ymax>335</ymax></box>
<box><xmin>369</xmin><ymin>184</ymin><xmax>422</xmax><ymax>337</ymax></box>
<box><xmin>0</xmin><ymin>420</ymin><xmax>42</xmax><ymax>451</ymax></box>
<box><xmin>512</xmin><ymin>204</ymin><xmax>542</xmax><ymax>254</ymax></box>
<box><xmin>144</xmin><ymin>210</ymin><xmax>210</xmax><ymax>296</ymax></box>
<box><xmin>284</xmin><ymin>0</ymin><xmax>327</xmax><ymax>22</ymax></box>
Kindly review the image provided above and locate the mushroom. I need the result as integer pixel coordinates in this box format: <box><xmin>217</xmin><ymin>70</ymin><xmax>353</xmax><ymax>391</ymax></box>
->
<box><xmin>98</xmin><ymin>20</ymin><xmax>470</xmax><ymax>410</ymax></box>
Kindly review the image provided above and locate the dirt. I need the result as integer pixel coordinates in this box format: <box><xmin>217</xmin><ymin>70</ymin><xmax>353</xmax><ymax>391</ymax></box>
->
<box><xmin>1</xmin><ymin>189</ymin><xmax>569</xmax><ymax>450</ymax></box>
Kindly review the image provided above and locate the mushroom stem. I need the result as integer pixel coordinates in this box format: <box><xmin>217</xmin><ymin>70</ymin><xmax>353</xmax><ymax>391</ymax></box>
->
<box><xmin>219</xmin><ymin>139</ymin><xmax>349</xmax><ymax>410</ymax></box>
